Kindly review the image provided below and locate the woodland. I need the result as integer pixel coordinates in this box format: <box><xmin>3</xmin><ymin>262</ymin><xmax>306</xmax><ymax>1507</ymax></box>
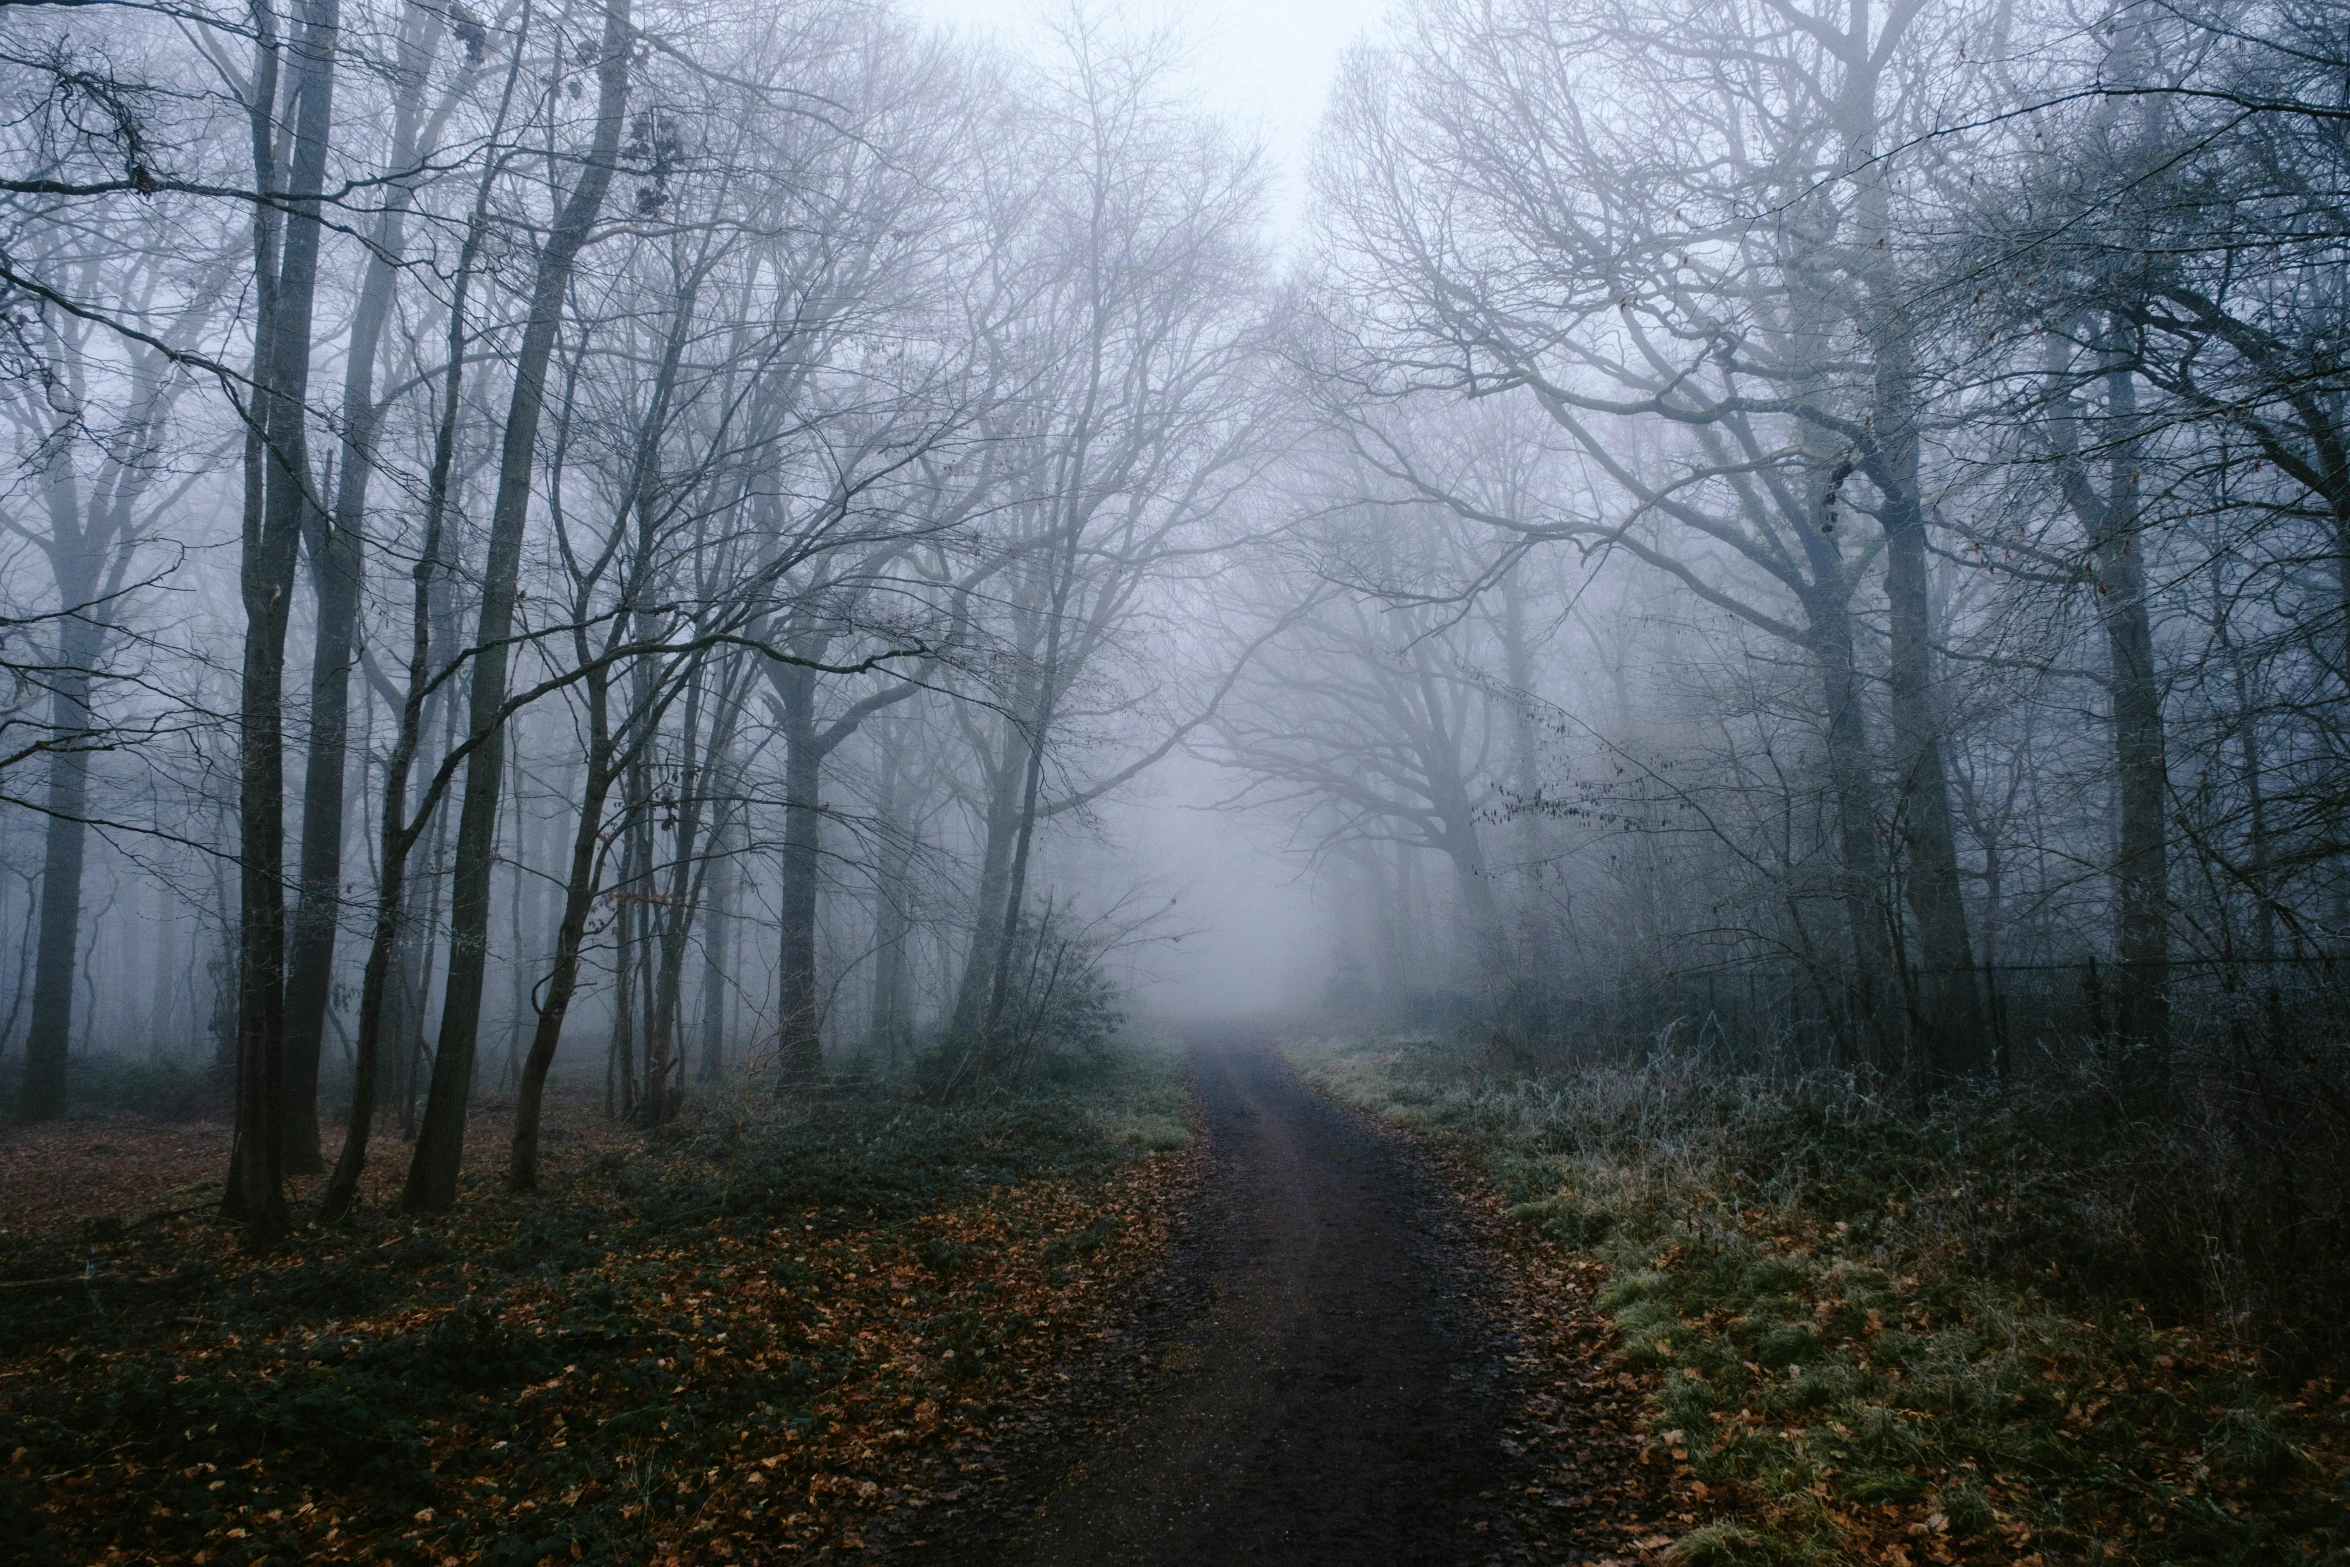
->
<box><xmin>3</xmin><ymin>0</ymin><xmax>2350</xmax><ymax>1560</ymax></box>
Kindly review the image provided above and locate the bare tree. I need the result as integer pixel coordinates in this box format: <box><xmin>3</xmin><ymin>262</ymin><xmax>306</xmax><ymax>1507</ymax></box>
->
<box><xmin>400</xmin><ymin>0</ymin><xmax>631</xmax><ymax>1213</ymax></box>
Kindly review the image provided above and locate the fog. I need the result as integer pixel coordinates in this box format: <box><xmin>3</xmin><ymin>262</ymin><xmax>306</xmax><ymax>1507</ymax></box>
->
<box><xmin>1103</xmin><ymin>755</ymin><xmax>1324</xmax><ymax>1017</ymax></box>
<box><xmin>6</xmin><ymin>0</ymin><xmax>2350</xmax><ymax>1238</ymax></box>
<box><xmin>907</xmin><ymin>0</ymin><xmax>1392</xmax><ymax>235</ymax></box>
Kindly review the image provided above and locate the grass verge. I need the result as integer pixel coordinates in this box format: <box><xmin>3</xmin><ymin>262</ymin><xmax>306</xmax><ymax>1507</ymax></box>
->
<box><xmin>0</xmin><ymin>1047</ymin><xmax>1195</xmax><ymax>1566</ymax></box>
<box><xmin>1283</xmin><ymin>1034</ymin><xmax>2349</xmax><ymax>1567</ymax></box>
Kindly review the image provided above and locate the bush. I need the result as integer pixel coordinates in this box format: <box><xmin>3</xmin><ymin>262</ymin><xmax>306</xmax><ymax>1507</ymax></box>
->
<box><xmin>910</xmin><ymin>906</ymin><xmax>1131</xmax><ymax>1094</ymax></box>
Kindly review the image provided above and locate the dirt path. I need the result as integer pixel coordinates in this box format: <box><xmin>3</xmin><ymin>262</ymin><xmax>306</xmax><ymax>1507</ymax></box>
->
<box><xmin>994</xmin><ymin>1023</ymin><xmax>1528</xmax><ymax>1565</ymax></box>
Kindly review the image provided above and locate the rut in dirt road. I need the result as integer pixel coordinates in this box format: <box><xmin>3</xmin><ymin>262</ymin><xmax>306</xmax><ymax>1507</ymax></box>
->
<box><xmin>1007</xmin><ymin>1025</ymin><xmax>1522</xmax><ymax>1566</ymax></box>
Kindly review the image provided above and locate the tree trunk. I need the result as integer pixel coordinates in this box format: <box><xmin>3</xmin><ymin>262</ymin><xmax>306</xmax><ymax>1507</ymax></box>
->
<box><xmin>16</xmin><ymin>489</ymin><xmax>102</xmax><ymax>1123</ymax></box>
<box><xmin>1498</xmin><ymin>571</ymin><xmax>1555</xmax><ymax>1039</ymax></box>
<box><xmin>646</xmin><ymin>868</ymin><xmax>687</xmax><ymax>1122</ymax></box>
<box><xmin>1431</xmin><ymin>764</ymin><xmax>1509</xmax><ymax>996</ymax></box>
<box><xmin>607</xmin><ymin>778</ymin><xmax>653</xmax><ymax>1124</ymax></box>
<box><xmin>1868</xmin><ymin>339</ymin><xmax>1982</xmax><ymax>1079</ymax></box>
<box><xmin>867</xmin><ymin>745</ymin><xmax>912</xmax><ymax>1071</ymax></box>
<box><xmin>973</xmin><ymin>564</ymin><xmax>1082</xmax><ymax>1090</ymax></box>
<box><xmin>1823</xmin><ymin>0</ymin><xmax>1975</xmax><ymax>1079</ymax></box>
<box><xmin>280</xmin><ymin>470</ymin><xmax>362</xmax><ymax>1177</ymax></box>
<box><xmin>318</xmin><ymin>158</ymin><xmax>498</xmax><ymax>1220</ymax></box>
<box><xmin>503</xmin><ymin>735</ymin><xmax>534</xmax><ymax>1088</ymax></box>
<box><xmin>2049</xmin><ymin>334</ymin><xmax>2173</xmax><ymax>1048</ymax></box>
<box><xmin>509</xmin><ymin>669</ymin><xmax>615</xmax><ymax>1192</ymax></box>
<box><xmin>697</xmin><ymin>812</ymin><xmax>735</xmax><ymax>1084</ymax></box>
<box><xmin>610</xmin><ymin>858</ymin><xmax>639</xmax><ymax>1124</ymax></box>
<box><xmin>2091</xmin><ymin>363</ymin><xmax>2171</xmax><ymax>1045</ymax></box>
<box><xmin>282</xmin><ymin>14</ymin><xmax>445</xmax><ymax>1169</ymax></box>
<box><xmin>403</xmin><ymin>0</ymin><xmax>631</xmax><ymax>1212</ymax></box>
<box><xmin>1444</xmin><ymin>813</ymin><xmax>1508</xmax><ymax>991</ymax></box>
<box><xmin>1802</xmin><ymin>573</ymin><xmax>1897</xmax><ymax>1067</ymax></box>
<box><xmin>228</xmin><ymin>0</ymin><xmax>338</xmax><ymax>1242</ymax></box>
<box><xmin>18</xmin><ymin>640</ymin><xmax>98</xmax><ymax>1123</ymax></box>
<box><xmin>947</xmin><ymin>680</ymin><xmax>1032</xmax><ymax>1046</ymax></box>
<box><xmin>976</xmin><ymin>712</ymin><xmax>1050</xmax><ymax>1085</ymax></box>
<box><xmin>645</xmin><ymin>760</ymin><xmax>705</xmax><ymax>1124</ymax></box>
<box><xmin>775</xmin><ymin>663</ymin><xmax>824</xmax><ymax>1082</ymax></box>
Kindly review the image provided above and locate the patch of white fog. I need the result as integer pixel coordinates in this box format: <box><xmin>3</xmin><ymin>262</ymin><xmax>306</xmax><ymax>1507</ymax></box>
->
<box><xmin>904</xmin><ymin>0</ymin><xmax>1393</xmax><ymax>245</ymax></box>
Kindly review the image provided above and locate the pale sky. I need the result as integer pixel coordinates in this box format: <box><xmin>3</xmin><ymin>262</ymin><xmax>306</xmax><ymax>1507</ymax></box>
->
<box><xmin>904</xmin><ymin>0</ymin><xmax>1396</xmax><ymax>236</ymax></box>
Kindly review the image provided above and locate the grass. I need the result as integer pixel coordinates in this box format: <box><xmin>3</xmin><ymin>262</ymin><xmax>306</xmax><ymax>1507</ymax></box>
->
<box><xmin>1284</xmin><ymin>1034</ymin><xmax>2350</xmax><ymax>1566</ymax></box>
<box><xmin>0</xmin><ymin>1044</ymin><xmax>1195</xmax><ymax>1566</ymax></box>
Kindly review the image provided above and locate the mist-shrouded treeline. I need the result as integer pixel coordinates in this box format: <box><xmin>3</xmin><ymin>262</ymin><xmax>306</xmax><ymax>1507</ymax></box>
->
<box><xmin>4</xmin><ymin>0</ymin><xmax>2348</xmax><ymax>1256</ymax></box>
<box><xmin>1284</xmin><ymin>0</ymin><xmax>2350</xmax><ymax>1090</ymax></box>
<box><xmin>0</xmin><ymin>0</ymin><xmax>1269</xmax><ymax>1243</ymax></box>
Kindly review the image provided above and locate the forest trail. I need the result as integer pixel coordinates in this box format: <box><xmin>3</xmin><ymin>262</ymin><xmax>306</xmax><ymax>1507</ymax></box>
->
<box><xmin>1003</xmin><ymin>1025</ymin><xmax>1521</xmax><ymax>1565</ymax></box>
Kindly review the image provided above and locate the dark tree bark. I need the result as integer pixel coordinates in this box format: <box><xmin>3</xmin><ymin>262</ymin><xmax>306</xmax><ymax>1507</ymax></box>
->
<box><xmin>1846</xmin><ymin>0</ymin><xmax>1978</xmax><ymax>1078</ymax></box>
<box><xmin>644</xmin><ymin>701</ymin><xmax>691</xmax><ymax>1123</ymax></box>
<box><xmin>317</xmin><ymin>132</ymin><xmax>505</xmax><ymax>1219</ymax></box>
<box><xmin>946</xmin><ymin>699</ymin><xmax>1027</xmax><ymax>1047</ymax></box>
<box><xmin>773</xmin><ymin>663</ymin><xmax>824</xmax><ymax>1081</ymax></box>
<box><xmin>695</xmin><ymin>732</ymin><xmax>751</xmax><ymax>1091</ymax></box>
<box><xmin>11</xmin><ymin>298</ymin><xmax>202</xmax><ymax>1119</ymax></box>
<box><xmin>17</xmin><ymin>615</ymin><xmax>100</xmax><ymax>1123</ymax></box>
<box><xmin>697</xmin><ymin>831</ymin><xmax>735</xmax><ymax>1083</ymax></box>
<box><xmin>403</xmin><ymin>0</ymin><xmax>632</xmax><ymax>1212</ymax></box>
<box><xmin>608</xmin><ymin>815</ymin><xmax>644</xmax><ymax>1123</ymax></box>
<box><xmin>967</xmin><ymin>523</ymin><xmax>1092</xmax><ymax>1089</ymax></box>
<box><xmin>280</xmin><ymin>460</ymin><xmax>361</xmax><ymax>1175</ymax></box>
<box><xmin>767</xmin><ymin>639</ymin><xmax>919</xmax><ymax>1086</ymax></box>
<box><xmin>282</xmin><ymin>5</ymin><xmax>454</xmax><ymax>1173</ymax></box>
<box><xmin>1799</xmin><ymin>471</ymin><xmax>1897</xmax><ymax>1065</ymax></box>
<box><xmin>227</xmin><ymin>0</ymin><xmax>338</xmax><ymax>1242</ymax></box>
<box><xmin>643</xmin><ymin>657</ymin><xmax>744</xmax><ymax>1122</ymax></box>
<box><xmin>2051</xmin><ymin>334</ymin><xmax>2172</xmax><ymax>1044</ymax></box>
<box><xmin>503</xmin><ymin>734</ymin><xmax>536</xmax><ymax>1088</ymax></box>
<box><xmin>1496</xmin><ymin>569</ymin><xmax>1558</xmax><ymax>1035</ymax></box>
<box><xmin>1866</xmin><ymin>359</ymin><xmax>1983</xmax><ymax>1077</ymax></box>
<box><xmin>866</xmin><ymin>739</ymin><xmax>913</xmax><ymax>1071</ymax></box>
<box><xmin>509</xmin><ymin>662</ymin><xmax>619</xmax><ymax>1191</ymax></box>
<box><xmin>2093</xmin><ymin>379</ymin><xmax>2171</xmax><ymax>1046</ymax></box>
<box><xmin>16</xmin><ymin>445</ymin><xmax>104</xmax><ymax>1123</ymax></box>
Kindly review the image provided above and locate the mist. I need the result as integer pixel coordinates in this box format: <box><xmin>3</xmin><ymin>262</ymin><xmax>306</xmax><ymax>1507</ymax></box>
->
<box><xmin>5</xmin><ymin>0</ymin><xmax>2349</xmax><ymax>1557</ymax></box>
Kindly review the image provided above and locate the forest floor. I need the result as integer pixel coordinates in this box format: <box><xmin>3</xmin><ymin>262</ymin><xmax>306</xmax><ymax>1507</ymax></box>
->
<box><xmin>26</xmin><ymin>1025</ymin><xmax>2312</xmax><ymax>1567</ymax></box>
<box><xmin>1283</xmin><ymin>1032</ymin><xmax>2350</xmax><ymax>1567</ymax></box>
<box><xmin>0</xmin><ymin>1048</ymin><xmax>1200</xmax><ymax>1565</ymax></box>
<box><xmin>0</xmin><ymin>1028</ymin><xmax>1717</xmax><ymax>1567</ymax></box>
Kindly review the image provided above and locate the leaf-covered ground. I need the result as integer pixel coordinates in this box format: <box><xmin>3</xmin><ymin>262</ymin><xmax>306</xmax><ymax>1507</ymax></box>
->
<box><xmin>1285</xmin><ymin>1036</ymin><xmax>2350</xmax><ymax>1567</ymax></box>
<box><xmin>1443</xmin><ymin>1155</ymin><xmax>1713</xmax><ymax>1564</ymax></box>
<box><xmin>0</xmin><ymin>1055</ymin><xmax>1198</xmax><ymax>1566</ymax></box>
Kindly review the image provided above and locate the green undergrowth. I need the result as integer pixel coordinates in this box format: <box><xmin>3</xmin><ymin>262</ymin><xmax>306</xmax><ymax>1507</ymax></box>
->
<box><xmin>634</xmin><ymin>1045</ymin><xmax>1192</xmax><ymax>1228</ymax></box>
<box><xmin>1</xmin><ymin>1046</ymin><xmax>1191</xmax><ymax>1566</ymax></box>
<box><xmin>1284</xmin><ymin>1034</ymin><xmax>2350</xmax><ymax>1566</ymax></box>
